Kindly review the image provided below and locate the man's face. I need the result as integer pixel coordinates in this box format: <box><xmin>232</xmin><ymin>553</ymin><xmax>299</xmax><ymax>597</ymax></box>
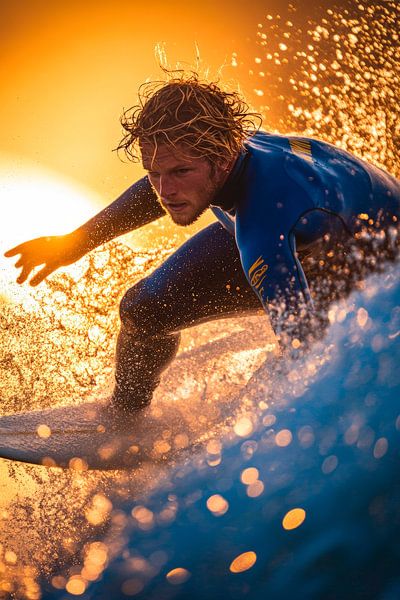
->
<box><xmin>141</xmin><ymin>143</ymin><xmax>229</xmax><ymax>226</ymax></box>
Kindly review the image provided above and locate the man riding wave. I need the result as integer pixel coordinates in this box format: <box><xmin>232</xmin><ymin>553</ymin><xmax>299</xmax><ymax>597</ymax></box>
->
<box><xmin>5</xmin><ymin>72</ymin><xmax>400</xmax><ymax>411</ymax></box>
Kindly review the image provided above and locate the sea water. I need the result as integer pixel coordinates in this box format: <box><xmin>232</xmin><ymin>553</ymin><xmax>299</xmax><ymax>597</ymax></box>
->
<box><xmin>0</xmin><ymin>1</ymin><xmax>399</xmax><ymax>598</ymax></box>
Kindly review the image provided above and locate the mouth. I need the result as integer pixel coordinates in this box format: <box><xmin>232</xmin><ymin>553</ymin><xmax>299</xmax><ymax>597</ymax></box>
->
<box><xmin>163</xmin><ymin>201</ymin><xmax>188</xmax><ymax>213</ymax></box>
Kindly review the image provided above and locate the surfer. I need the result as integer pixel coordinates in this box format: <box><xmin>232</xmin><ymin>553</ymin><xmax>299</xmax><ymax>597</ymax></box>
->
<box><xmin>5</xmin><ymin>73</ymin><xmax>400</xmax><ymax>411</ymax></box>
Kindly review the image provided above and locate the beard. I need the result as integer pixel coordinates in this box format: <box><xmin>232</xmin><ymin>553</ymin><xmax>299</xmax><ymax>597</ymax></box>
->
<box><xmin>167</xmin><ymin>203</ymin><xmax>209</xmax><ymax>226</ymax></box>
<box><xmin>171</xmin><ymin>174</ymin><xmax>222</xmax><ymax>226</ymax></box>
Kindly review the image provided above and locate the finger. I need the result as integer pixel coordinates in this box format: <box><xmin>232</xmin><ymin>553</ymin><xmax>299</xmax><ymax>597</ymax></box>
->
<box><xmin>29</xmin><ymin>265</ymin><xmax>55</xmax><ymax>287</ymax></box>
<box><xmin>17</xmin><ymin>265</ymin><xmax>33</xmax><ymax>285</ymax></box>
<box><xmin>4</xmin><ymin>244</ymin><xmax>23</xmax><ymax>258</ymax></box>
<box><xmin>14</xmin><ymin>257</ymin><xmax>27</xmax><ymax>269</ymax></box>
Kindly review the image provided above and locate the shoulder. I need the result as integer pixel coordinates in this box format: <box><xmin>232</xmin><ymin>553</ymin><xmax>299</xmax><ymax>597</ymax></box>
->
<box><xmin>242</xmin><ymin>132</ymin><xmax>290</xmax><ymax>191</ymax></box>
<box><xmin>239</xmin><ymin>132</ymin><xmax>318</xmax><ymax>210</ymax></box>
<box><xmin>243</xmin><ymin>131</ymin><xmax>323</xmax><ymax>189</ymax></box>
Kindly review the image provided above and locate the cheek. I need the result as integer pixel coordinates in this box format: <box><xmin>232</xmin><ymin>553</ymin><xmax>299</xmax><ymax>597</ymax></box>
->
<box><xmin>192</xmin><ymin>174</ymin><xmax>214</xmax><ymax>195</ymax></box>
<box><xmin>203</xmin><ymin>175</ymin><xmax>220</xmax><ymax>198</ymax></box>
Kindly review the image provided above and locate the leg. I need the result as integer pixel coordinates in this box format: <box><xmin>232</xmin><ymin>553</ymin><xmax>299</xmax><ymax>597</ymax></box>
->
<box><xmin>112</xmin><ymin>222</ymin><xmax>260</xmax><ymax>411</ymax></box>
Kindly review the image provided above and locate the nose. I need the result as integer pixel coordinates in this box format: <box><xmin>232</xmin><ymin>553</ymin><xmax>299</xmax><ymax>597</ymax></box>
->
<box><xmin>159</xmin><ymin>175</ymin><xmax>176</xmax><ymax>199</ymax></box>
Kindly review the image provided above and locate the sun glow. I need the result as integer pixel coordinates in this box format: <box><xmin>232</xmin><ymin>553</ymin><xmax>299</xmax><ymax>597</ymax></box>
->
<box><xmin>0</xmin><ymin>158</ymin><xmax>101</xmax><ymax>301</ymax></box>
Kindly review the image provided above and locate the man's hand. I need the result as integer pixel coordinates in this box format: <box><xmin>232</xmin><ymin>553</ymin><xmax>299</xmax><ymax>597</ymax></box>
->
<box><xmin>4</xmin><ymin>232</ymin><xmax>87</xmax><ymax>286</ymax></box>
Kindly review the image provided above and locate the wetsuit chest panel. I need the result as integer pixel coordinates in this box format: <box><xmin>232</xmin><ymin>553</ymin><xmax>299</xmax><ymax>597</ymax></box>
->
<box><xmin>234</xmin><ymin>154</ymin><xmax>316</xmax><ymax>309</ymax></box>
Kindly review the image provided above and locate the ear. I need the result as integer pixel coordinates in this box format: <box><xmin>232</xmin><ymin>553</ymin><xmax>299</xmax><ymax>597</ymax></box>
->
<box><xmin>215</xmin><ymin>156</ymin><xmax>235</xmax><ymax>172</ymax></box>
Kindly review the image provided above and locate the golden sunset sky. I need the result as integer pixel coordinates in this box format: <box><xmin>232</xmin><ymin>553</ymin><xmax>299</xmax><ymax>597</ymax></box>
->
<box><xmin>0</xmin><ymin>0</ymin><xmax>340</xmax><ymax>255</ymax></box>
<box><xmin>1</xmin><ymin>0</ymin><xmax>291</xmax><ymax>202</ymax></box>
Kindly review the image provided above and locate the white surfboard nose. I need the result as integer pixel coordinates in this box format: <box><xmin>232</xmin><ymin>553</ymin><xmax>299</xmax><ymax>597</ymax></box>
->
<box><xmin>0</xmin><ymin>401</ymin><xmax>197</xmax><ymax>470</ymax></box>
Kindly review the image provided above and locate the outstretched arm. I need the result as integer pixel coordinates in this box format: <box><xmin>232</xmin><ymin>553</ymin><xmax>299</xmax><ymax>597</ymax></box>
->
<box><xmin>4</xmin><ymin>176</ymin><xmax>164</xmax><ymax>286</ymax></box>
<box><xmin>71</xmin><ymin>175</ymin><xmax>164</xmax><ymax>250</ymax></box>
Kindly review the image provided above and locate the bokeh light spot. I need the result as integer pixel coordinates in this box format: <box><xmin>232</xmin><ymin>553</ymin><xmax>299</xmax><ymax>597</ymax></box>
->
<box><xmin>206</xmin><ymin>439</ymin><xmax>222</xmax><ymax>454</ymax></box>
<box><xmin>36</xmin><ymin>424</ymin><xmax>51</xmax><ymax>439</ymax></box>
<box><xmin>282</xmin><ymin>508</ymin><xmax>306</xmax><ymax>530</ymax></box>
<box><xmin>132</xmin><ymin>506</ymin><xmax>154</xmax><ymax>530</ymax></box>
<box><xmin>51</xmin><ymin>576</ymin><xmax>66</xmax><ymax>590</ymax></box>
<box><xmin>166</xmin><ymin>568</ymin><xmax>191</xmax><ymax>585</ymax></box>
<box><xmin>230</xmin><ymin>551</ymin><xmax>257</xmax><ymax>573</ymax></box>
<box><xmin>240</xmin><ymin>467</ymin><xmax>259</xmax><ymax>485</ymax></box>
<box><xmin>357</xmin><ymin>307</ymin><xmax>369</xmax><ymax>328</ymax></box>
<box><xmin>65</xmin><ymin>576</ymin><xmax>86</xmax><ymax>595</ymax></box>
<box><xmin>206</xmin><ymin>494</ymin><xmax>229</xmax><ymax>516</ymax></box>
<box><xmin>262</xmin><ymin>414</ymin><xmax>276</xmax><ymax>427</ymax></box>
<box><xmin>85</xmin><ymin>494</ymin><xmax>112</xmax><ymax>525</ymax></box>
<box><xmin>69</xmin><ymin>457</ymin><xmax>88</xmax><ymax>471</ymax></box>
<box><xmin>234</xmin><ymin>417</ymin><xmax>254</xmax><ymax>437</ymax></box>
<box><xmin>275</xmin><ymin>429</ymin><xmax>293</xmax><ymax>447</ymax></box>
<box><xmin>246</xmin><ymin>480</ymin><xmax>265</xmax><ymax>498</ymax></box>
<box><xmin>121</xmin><ymin>578</ymin><xmax>145</xmax><ymax>596</ymax></box>
<box><xmin>297</xmin><ymin>425</ymin><xmax>315</xmax><ymax>448</ymax></box>
<box><xmin>373</xmin><ymin>437</ymin><xmax>388</xmax><ymax>459</ymax></box>
<box><xmin>322</xmin><ymin>455</ymin><xmax>339</xmax><ymax>474</ymax></box>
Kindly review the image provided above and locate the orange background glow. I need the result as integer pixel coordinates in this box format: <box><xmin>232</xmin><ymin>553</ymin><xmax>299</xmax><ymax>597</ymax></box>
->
<box><xmin>1</xmin><ymin>0</ymin><xmax>286</xmax><ymax>204</ymax></box>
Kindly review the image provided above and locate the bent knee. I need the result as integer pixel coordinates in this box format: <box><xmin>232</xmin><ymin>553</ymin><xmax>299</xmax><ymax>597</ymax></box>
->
<box><xmin>119</xmin><ymin>279</ymin><xmax>164</xmax><ymax>336</ymax></box>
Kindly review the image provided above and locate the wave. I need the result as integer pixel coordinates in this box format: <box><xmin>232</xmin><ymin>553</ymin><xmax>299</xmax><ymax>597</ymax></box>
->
<box><xmin>36</xmin><ymin>261</ymin><xmax>400</xmax><ymax>599</ymax></box>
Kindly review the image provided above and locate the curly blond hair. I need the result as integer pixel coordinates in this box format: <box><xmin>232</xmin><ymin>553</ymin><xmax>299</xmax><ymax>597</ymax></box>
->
<box><xmin>116</xmin><ymin>70</ymin><xmax>262</xmax><ymax>163</ymax></box>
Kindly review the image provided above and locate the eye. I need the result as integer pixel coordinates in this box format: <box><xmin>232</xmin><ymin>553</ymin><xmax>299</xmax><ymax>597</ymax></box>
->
<box><xmin>176</xmin><ymin>168</ymin><xmax>191</xmax><ymax>175</ymax></box>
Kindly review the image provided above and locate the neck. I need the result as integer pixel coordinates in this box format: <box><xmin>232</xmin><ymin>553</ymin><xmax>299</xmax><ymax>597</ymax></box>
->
<box><xmin>216</xmin><ymin>154</ymin><xmax>239</xmax><ymax>189</ymax></box>
<box><xmin>211</xmin><ymin>148</ymin><xmax>249</xmax><ymax>211</ymax></box>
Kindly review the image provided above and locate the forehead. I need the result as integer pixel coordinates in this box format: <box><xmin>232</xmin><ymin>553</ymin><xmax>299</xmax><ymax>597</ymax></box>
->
<box><xmin>140</xmin><ymin>142</ymin><xmax>203</xmax><ymax>170</ymax></box>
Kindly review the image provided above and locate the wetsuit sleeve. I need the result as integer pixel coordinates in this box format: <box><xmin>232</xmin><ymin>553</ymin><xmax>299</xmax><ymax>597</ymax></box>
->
<box><xmin>72</xmin><ymin>176</ymin><xmax>165</xmax><ymax>253</ymax></box>
<box><xmin>240</xmin><ymin>227</ymin><xmax>311</xmax><ymax>311</ymax></box>
<box><xmin>236</xmin><ymin>187</ymin><xmax>315</xmax><ymax>343</ymax></box>
<box><xmin>242</xmin><ymin>232</ymin><xmax>315</xmax><ymax>345</ymax></box>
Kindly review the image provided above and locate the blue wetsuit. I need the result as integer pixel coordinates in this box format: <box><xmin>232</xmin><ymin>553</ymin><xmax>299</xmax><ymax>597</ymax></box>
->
<box><xmin>211</xmin><ymin>132</ymin><xmax>400</xmax><ymax>315</ymax></box>
<box><xmin>80</xmin><ymin>131</ymin><xmax>400</xmax><ymax>409</ymax></box>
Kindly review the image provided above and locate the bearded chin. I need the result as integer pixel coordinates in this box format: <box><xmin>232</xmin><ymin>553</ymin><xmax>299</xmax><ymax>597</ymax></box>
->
<box><xmin>169</xmin><ymin>205</ymin><xmax>207</xmax><ymax>227</ymax></box>
<box><xmin>166</xmin><ymin>175</ymin><xmax>221</xmax><ymax>227</ymax></box>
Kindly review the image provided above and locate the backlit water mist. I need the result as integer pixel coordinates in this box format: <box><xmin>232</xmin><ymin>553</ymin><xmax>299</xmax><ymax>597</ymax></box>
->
<box><xmin>0</xmin><ymin>1</ymin><xmax>398</xmax><ymax>598</ymax></box>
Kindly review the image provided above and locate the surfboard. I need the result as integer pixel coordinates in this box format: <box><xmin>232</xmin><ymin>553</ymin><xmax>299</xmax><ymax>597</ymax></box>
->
<box><xmin>0</xmin><ymin>402</ymin><xmax>198</xmax><ymax>470</ymax></box>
